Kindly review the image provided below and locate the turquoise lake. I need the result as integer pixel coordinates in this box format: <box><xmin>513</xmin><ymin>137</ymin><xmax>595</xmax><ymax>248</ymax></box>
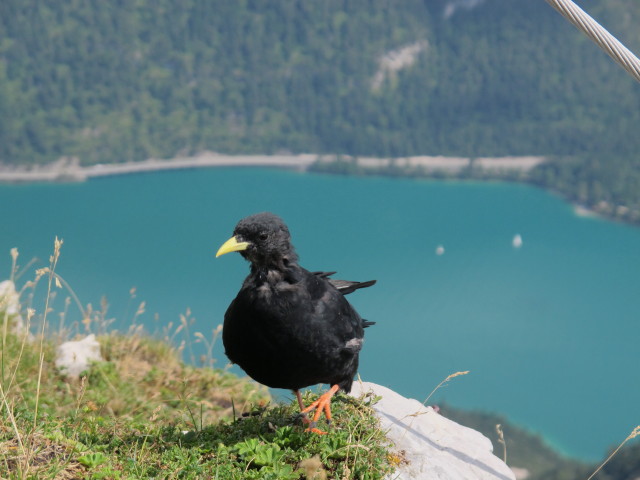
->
<box><xmin>1</xmin><ymin>167</ymin><xmax>639</xmax><ymax>461</ymax></box>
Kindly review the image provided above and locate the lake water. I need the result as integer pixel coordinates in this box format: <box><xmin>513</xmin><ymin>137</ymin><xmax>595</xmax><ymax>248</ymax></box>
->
<box><xmin>1</xmin><ymin>167</ymin><xmax>639</xmax><ymax>461</ymax></box>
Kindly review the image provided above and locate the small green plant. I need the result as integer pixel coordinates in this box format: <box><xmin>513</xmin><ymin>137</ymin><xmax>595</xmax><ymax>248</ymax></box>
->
<box><xmin>77</xmin><ymin>452</ymin><xmax>107</xmax><ymax>469</ymax></box>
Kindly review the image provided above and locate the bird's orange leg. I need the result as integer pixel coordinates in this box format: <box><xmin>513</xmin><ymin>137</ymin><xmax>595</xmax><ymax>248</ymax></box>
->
<box><xmin>300</xmin><ymin>384</ymin><xmax>340</xmax><ymax>434</ymax></box>
<box><xmin>294</xmin><ymin>390</ymin><xmax>311</xmax><ymax>425</ymax></box>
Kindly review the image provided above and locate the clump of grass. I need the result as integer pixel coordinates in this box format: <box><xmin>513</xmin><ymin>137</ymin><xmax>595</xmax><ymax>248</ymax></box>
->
<box><xmin>0</xmin><ymin>241</ymin><xmax>394</xmax><ymax>479</ymax></box>
<box><xmin>0</xmin><ymin>324</ymin><xmax>392</xmax><ymax>479</ymax></box>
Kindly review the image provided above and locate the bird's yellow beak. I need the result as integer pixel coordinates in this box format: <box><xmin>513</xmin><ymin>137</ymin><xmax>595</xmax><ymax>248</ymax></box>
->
<box><xmin>216</xmin><ymin>236</ymin><xmax>250</xmax><ymax>257</ymax></box>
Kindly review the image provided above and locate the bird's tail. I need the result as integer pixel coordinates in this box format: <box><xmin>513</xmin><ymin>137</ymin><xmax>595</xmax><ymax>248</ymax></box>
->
<box><xmin>330</xmin><ymin>279</ymin><xmax>377</xmax><ymax>295</ymax></box>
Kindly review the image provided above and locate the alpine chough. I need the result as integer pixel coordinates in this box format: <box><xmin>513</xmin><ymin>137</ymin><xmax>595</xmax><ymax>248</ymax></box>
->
<box><xmin>216</xmin><ymin>212</ymin><xmax>375</xmax><ymax>433</ymax></box>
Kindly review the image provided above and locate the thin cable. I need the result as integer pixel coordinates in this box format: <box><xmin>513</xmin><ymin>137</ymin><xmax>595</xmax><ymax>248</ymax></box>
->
<box><xmin>546</xmin><ymin>0</ymin><xmax>640</xmax><ymax>83</ymax></box>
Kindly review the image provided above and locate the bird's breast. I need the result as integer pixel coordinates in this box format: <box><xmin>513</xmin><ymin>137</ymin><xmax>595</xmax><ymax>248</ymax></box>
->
<box><xmin>250</xmin><ymin>269</ymin><xmax>302</xmax><ymax>300</ymax></box>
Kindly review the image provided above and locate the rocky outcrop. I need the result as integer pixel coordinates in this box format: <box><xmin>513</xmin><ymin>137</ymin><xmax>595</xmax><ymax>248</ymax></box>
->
<box><xmin>350</xmin><ymin>382</ymin><xmax>515</xmax><ymax>480</ymax></box>
<box><xmin>55</xmin><ymin>334</ymin><xmax>104</xmax><ymax>377</ymax></box>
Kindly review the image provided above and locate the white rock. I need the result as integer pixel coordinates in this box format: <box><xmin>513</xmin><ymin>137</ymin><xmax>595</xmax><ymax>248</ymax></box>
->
<box><xmin>0</xmin><ymin>279</ymin><xmax>28</xmax><ymax>335</ymax></box>
<box><xmin>55</xmin><ymin>334</ymin><xmax>104</xmax><ymax>377</ymax></box>
<box><xmin>0</xmin><ymin>280</ymin><xmax>20</xmax><ymax>315</ymax></box>
<box><xmin>350</xmin><ymin>381</ymin><xmax>515</xmax><ymax>480</ymax></box>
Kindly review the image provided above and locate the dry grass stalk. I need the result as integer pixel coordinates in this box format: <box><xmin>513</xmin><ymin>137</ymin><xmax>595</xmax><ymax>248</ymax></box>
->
<box><xmin>398</xmin><ymin>370</ymin><xmax>470</xmax><ymax>443</ymax></box>
<box><xmin>34</xmin><ymin>237</ymin><xmax>63</xmax><ymax>429</ymax></box>
<box><xmin>194</xmin><ymin>324</ymin><xmax>223</xmax><ymax>368</ymax></box>
<box><xmin>421</xmin><ymin>370</ymin><xmax>470</xmax><ymax>409</ymax></box>
<box><xmin>5</xmin><ymin>309</ymin><xmax>34</xmax><ymax>396</ymax></box>
<box><xmin>586</xmin><ymin>425</ymin><xmax>640</xmax><ymax>480</ymax></box>
<box><xmin>496</xmin><ymin>423</ymin><xmax>507</xmax><ymax>464</ymax></box>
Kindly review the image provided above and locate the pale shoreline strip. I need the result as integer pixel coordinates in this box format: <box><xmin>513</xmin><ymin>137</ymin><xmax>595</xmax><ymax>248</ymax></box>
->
<box><xmin>0</xmin><ymin>153</ymin><xmax>546</xmax><ymax>184</ymax></box>
<box><xmin>0</xmin><ymin>153</ymin><xmax>317</xmax><ymax>183</ymax></box>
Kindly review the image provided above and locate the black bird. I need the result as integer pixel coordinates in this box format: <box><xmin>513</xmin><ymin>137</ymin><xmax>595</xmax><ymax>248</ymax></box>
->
<box><xmin>216</xmin><ymin>212</ymin><xmax>375</xmax><ymax>433</ymax></box>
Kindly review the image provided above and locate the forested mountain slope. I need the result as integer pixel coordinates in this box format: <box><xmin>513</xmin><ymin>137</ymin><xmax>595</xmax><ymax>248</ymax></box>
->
<box><xmin>3</xmin><ymin>0</ymin><xmax>640</xmax><ymax>220</ymax></box>
<box><xmin>1</xmin><ymin>0</ymin><xmax>638</xmax><ymax>166</ymax></box>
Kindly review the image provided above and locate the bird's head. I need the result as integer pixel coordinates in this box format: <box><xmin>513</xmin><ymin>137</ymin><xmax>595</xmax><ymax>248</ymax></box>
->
<box><xmin>216</xmin><ymin>212</ymin><xmax>298</xmax><ymax>269</ymax></box>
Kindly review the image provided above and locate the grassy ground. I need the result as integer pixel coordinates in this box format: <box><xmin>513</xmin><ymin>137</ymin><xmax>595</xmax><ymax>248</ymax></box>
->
<box><xmin>0</xmin><ymin>329</ymin><xmax>394</xmax><ymax>480</ymax></box>
<box><xmin>0</xmin><ymin>243</ymin><xmax>394</xmax><ymax>479</ymax></box>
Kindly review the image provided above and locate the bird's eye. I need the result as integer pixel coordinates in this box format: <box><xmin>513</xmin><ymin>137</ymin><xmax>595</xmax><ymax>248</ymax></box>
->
<box><xmin>259</xmin><ymin>233</ymin><xmax>268</xmax><ymax>240</ymax></box>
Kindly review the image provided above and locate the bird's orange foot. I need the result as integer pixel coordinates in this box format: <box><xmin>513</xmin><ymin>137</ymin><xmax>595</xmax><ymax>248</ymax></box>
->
<box><xmin>306</xmin><ymin>424</ymin><xmax>329</xmax><ymax>435</ymax></box>
<box><xmin>300</xmin><ymin>385</ymin><xmax>339</xmax><ymax>434</ymax></box>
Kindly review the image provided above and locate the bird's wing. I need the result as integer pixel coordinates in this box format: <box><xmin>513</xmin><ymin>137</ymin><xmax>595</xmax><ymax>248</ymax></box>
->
<box><xmin>298</xmin><ymin>269</ymin><xmax>375</xmax><ymax>346</ymax></box>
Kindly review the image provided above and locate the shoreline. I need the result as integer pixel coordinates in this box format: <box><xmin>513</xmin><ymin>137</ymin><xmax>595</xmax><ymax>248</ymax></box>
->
<box><xmin>0</xmin><ymin>152</ymin><xmax>546</xmax><ymax>184</ymax></box>
<box><xmin>0</xmin><ymin>153</ymin><xmax>317</xmax><ymax>183</ymax></box>
<box><xmin>1</xmin><ymin>152</ymin><xmax>625</xmax><ymax>224</ymax></box>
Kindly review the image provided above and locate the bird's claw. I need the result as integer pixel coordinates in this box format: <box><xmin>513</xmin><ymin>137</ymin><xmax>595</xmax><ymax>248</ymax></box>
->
<box><xmin>304</xmin><ymin>421</ymin><xmax>328</xmax><ymax>435</ymax></box>
<box><xmin>296</xmin><ymin>412</ymin><xmax>311</xmax><ymax>425</ymax></box>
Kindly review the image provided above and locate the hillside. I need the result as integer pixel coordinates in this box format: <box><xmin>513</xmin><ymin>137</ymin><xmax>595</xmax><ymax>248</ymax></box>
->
<box><xmin>0</xmin><ymin>0</ymin><xmax>638</xmax><ymax>167</ymax></box>
<box><xmin>444</xmin><ymin>406</ymin><xmax>640</xmax><ymax>480</ymax></box>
